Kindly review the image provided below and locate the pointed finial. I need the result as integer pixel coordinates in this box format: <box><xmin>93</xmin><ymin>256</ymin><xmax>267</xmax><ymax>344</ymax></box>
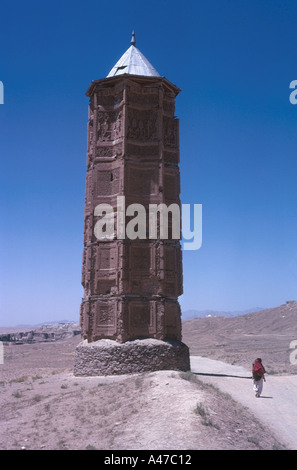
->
<box><xmin>130</xmin><ymin>30</ymin><xmax>136</xmax><ymax>46</ymax></box>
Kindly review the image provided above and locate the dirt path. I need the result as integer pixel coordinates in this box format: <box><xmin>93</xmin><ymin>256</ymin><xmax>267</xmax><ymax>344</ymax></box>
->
<box><xmin>190</xmin><ymin>356</ymin><xmax>297</xmax><ymax>450</ymax></box>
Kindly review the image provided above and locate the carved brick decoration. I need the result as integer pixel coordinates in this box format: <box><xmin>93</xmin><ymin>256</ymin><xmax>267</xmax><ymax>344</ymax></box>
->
<box><xmin>79</xmin><ymin>74</ymin><xmax>184</xmax><ymax>346</ymax></box>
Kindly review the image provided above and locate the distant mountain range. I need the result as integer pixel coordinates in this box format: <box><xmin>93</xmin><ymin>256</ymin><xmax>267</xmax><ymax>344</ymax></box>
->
<box><xmin>182</xmin><ymin>307</ymin><xmax>265</xmax><ymax>320</ymax></box>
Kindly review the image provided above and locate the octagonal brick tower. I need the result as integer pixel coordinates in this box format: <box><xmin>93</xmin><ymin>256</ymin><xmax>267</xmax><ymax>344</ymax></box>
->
<box><xmin>74</xmin><ymin>33</ymin><xmax>190</xmax><ymax>376</ymax></box>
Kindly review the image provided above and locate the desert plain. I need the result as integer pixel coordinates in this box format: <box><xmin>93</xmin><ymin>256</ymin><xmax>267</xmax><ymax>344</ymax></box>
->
<box><xmin>0</xmin><ymin>301</ymin><xmax>296</xmax><ymax>451</ymax></box>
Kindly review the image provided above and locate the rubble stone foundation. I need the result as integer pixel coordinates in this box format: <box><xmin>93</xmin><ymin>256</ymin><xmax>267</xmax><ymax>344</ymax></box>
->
<box><xmin>74</xmin><ymin>338</ymin><xmax>190</xmax><ymax>376</ymax></box>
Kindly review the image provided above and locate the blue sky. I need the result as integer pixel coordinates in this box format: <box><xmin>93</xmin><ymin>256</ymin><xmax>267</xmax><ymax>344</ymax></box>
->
<box><xmin>1</xmin><ymin>0</ymin><xmax>297</xmax><ymax>326</ymax></box>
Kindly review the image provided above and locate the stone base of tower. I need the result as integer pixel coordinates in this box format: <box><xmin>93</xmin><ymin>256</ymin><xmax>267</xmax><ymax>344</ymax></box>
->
<box><xmin>73</xmin><ymin>338</ymin><xmax>190</xmax><ymax>376</ymax></box>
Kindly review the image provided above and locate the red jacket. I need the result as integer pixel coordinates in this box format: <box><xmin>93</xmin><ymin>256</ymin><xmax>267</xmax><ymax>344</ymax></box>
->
<box><xmin>252</xmin><ymin>359</ymin><xmax>265</xmax><ymax>380</ymax></box>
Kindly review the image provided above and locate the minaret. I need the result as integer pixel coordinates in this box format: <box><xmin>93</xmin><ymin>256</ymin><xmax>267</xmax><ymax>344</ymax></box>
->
<box><xmin>74</xmin><ymin>33</ymin><xmax>190</xmax><ymax>376</ymax></box>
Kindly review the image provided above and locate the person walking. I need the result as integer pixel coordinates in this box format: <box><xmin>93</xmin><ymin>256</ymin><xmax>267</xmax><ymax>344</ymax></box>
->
<box><xmin>252</xmin><ymin>358</ymin><xmax>266</xmax><ymax>397</ymax></box>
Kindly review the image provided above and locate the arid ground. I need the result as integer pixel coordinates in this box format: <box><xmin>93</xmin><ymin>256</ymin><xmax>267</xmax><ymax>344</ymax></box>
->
<box><xmin>182</xmin><ymin>301</ymin><xmax>297</xmax><ymax>375</ymax></box>
<box><xmin>1</xmin><ymin>302</ymin><xmax>296</xmax><ymax>450</ymax></box>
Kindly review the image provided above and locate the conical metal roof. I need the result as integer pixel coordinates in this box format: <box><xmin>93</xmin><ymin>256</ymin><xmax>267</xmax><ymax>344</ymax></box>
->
<box><xmin>106</xmin><ymin>31</ymin><xmax>160</xmax><ymax>78</ymax></box>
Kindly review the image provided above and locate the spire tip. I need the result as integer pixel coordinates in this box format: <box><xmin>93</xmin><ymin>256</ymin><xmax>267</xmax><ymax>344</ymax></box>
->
<box><xmin>131</xmin><ymin>30</ymin><xmax>136</xmax><ymax>46</ymax></box>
